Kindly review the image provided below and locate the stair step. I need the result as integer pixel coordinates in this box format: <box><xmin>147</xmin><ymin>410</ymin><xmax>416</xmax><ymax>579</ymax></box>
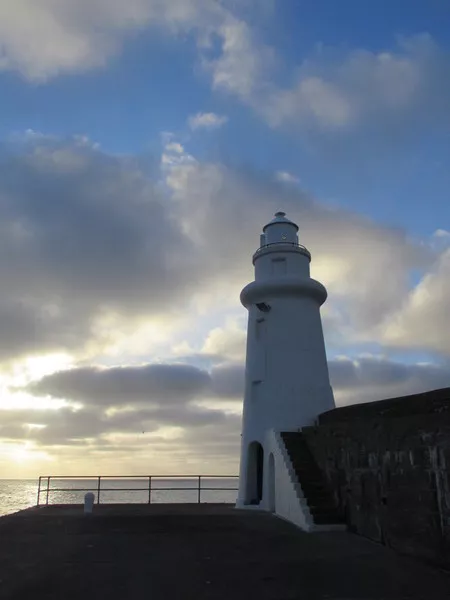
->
<box><xmin>312</xmin><ymin>512</ymin><xmax>344</xmax><ymax>523</ymax></box>
<box><xmin>298</xmin><ymin>480</ymin><xmax>327</xmax><ymax>489</ymax></box>
<box><xmin>308</xmin><ymin>505</ymin><xmax>340</xmax><ymax>515</ymax></box>
<box><xmin>288</xmin><ymin>450</ymin><xmax>315</xmax><ymax>460</ymax></box>
<box><xmin>282</xmin><ymin>432</ymin><xmax>345</xmax><ymax>527</ymax></box>
<box><xmin>292</xmin><ymin>466</ymin><xmax>323</xmax><ymax>476</ymax></box>
<box><xmin>300</xmin><ymin>426</ymin><xmax>316</xmax><ymax>434</ymax></box>
<box><xmin>303</xmin><ymin>493</ymin><xmax>332</xmax><ymax>501</ymax></box>
<box><xmin>296</xmin><ymin>474</ymin><xmax>324</xmax><ymax>482</ymax></box>
<box><xmin>292</xmin><ymin>458</ymin><xmax>316</xmax><ymax>465</ymax></box>
<box><xmin>290</xmin><ymin>458</ymin><xmax>318</xmax><ymax>464</ymax></box>
<box><xmin>291</xmin><ymin>463</ymin><xmax>322</xmax><ymax>472</ymax></box>
<box><xmin>303</xmin><ymin>495</ymin><xmax>333</xmax><ymax>505</ymax></box>
<box><xmin>309</xmin><ymin>508</ymin><xmax>340</xmax><ymax>517</ymax></box>
<box><xmin>300</xmin><ymin>482</ymin><xmax>329</xmax><ymax>492</ymax></box>
<box><xmin>301</xmin><ymin>484</ymin><xmax>329</xmax><ymax>492</ymax></box>
<box><xmin>304</xmin><ymin>495</ymin><xmax>333</xmax><ymax>505</ymax></box>
<box><xmin>311</xmin><ymin>512</ymin><xmax>342</xmax><ymax>521</ymax></box>
<box><xmin>284</xmin><ymin>440</ymin><xmax>310</xmax><ymax>448</ymax></box>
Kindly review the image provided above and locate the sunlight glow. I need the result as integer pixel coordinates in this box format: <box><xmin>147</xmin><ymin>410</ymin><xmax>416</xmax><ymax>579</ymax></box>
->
<box><xmin>0</xmin><ymin>390</ymin><xmax>68</xmax><ymax>411</ymax></box>
<box><xmin>14</xmin><ymin>353</ymin><xmax>74</xmax><ymax>384</ymax></box>
<box><xmin>0</xmin><ymin>352</ymin><xmax>75</xmax><ymax>411</ymax></box>
<box><xmin>0</xmin><ymin>442</ymin><xmax>52</xmax><ymax>464</ymax></box>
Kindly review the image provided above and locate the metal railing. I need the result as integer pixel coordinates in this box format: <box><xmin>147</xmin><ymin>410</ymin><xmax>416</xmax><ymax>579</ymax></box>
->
<box><xmin>36</xmin><ymin>475</ymin><xmax>238</xmax><ymax>507</ymax></box>
<box><xmin>253</xmin><ymin>241</ymin><xmax>311</xmax><ymax>258</ymax></box>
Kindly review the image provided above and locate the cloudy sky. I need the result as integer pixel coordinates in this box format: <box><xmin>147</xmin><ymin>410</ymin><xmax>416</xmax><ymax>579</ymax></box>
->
<box><xmin>0</xmin><ymin>0</ymin><xmax>449</xmax><ymax>478</ymax></box>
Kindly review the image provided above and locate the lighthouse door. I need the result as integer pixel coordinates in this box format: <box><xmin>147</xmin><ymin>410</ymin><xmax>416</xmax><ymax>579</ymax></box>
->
<box><xmin>256</xmin><ymin>443</ymin><xmax>264</xmax><ymax>501</ymax></box>
<box><xmin>246</xmin><ymin>441</ymin><xmax>264</xmax><ymax>504</ymax></box>
<box><xmin>268</xmin><ymin>453</ymin><xmax>275</xmax><ymax>512</ymax></box>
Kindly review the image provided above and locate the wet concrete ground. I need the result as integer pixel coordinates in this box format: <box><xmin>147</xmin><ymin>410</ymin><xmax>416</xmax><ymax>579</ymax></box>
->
<box><xmin>0</xmin><ymin>504</ymin><xmax>449</xmax><ymax>599</ymax></box>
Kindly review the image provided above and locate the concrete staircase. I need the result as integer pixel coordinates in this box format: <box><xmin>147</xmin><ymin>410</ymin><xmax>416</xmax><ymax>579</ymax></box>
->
<box><xmin>281</xmin><ymin>431</ymin><xmax>344</xmax><ymax>527</ymax></box>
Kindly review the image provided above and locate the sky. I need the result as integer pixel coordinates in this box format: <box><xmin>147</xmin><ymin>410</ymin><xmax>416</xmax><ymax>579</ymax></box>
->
<box><xmin>0</xmin><ymin>0</ymin><xmax>449</xmax><ymax>478</ymax></box>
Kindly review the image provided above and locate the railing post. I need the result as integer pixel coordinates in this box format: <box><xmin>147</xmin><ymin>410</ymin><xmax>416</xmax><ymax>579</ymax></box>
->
<box><xmin>97</xmin><ymin>476</ymin><xmax>101</xmax><ymax>505</ymax></box>
<box><xmin>198</xmin><ymin>475</ymin><xmax>202</xmax><ymax>504</ymax></box>
<box><xmin>46</xmin><ymin>476</ymin><xmax>50</xmax><ymax>505</ymax></box>
<box><xmin>37</xmin><ymin>476</ymin><xmax>41</xmax><ymax>507</ymax></box>
<box><xmin>148</xmin><ymin>476</ymin><xmax>152</xmax><ymax>504</ymax></box>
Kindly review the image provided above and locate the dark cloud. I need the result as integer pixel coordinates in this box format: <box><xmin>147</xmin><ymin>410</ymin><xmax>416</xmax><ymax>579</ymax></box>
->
<box><xmin>0</xmin><ymin>136</ymin><xmax>220</xmax><ymax>361</ymax></box>
<box><xmin>26</xmin><ymin>356</ymin><xmax>450</xmax><ymax>414</ymax></box>
<box><xmin>1</xmin><ymin>355</ymin><xmax>448</xmax><ymax>463</ymax></box>
<box><xmin>329</xmin><ymin>356</ymin><xmax>450</xmax><ymax>405</ymax></box>
<box><xmin>0</xmin><ymin>136</ymin><xmax>236</xmax><ymax>359</ymax></box>
<box><xmin>27</xmin><ymin>363</ymin><xmax>212</xmax><ymax>406</ymax></box>
<box><xmin>0</xmin><ymin>137</ymin><xmax>306</xmax><ymax>363</ymax></box>
<box><xmin>210</xmin><ymin>363</ymin><xmax>245</xmax><ymax>398</ymax></box>
<box><xmin>0</xmin><ymin>401</ymin><xmax>237</xmax><ymax>447</ymax></box>
<box><xmin>10</xmin><ymin>360</ymin><xmax>243</xmax><ymax>449</ymax></box>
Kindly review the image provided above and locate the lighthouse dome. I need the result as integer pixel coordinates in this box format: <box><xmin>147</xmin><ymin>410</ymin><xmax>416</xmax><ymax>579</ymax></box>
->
<box><xmin>262</xmin><ymin>211</ymin><xmax>299</xmax><ymax>245</ymax></box>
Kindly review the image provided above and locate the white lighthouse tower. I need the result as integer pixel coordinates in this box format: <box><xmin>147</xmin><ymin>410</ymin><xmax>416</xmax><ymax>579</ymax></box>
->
<box><xmin>236</xmin><ymin>212</ymin><xmax>335</xmax><ymax>522</ymax></box>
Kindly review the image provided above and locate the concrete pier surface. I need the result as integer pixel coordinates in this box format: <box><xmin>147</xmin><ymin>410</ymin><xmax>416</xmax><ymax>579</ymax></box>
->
<box><xmin>0</xmin><ymin>504</ymin><xmax>449</xmax><ymax>599</ymax></box>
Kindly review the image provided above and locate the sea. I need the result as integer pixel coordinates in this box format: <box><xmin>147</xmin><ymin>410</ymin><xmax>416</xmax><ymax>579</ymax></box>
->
<box><xmin>0</xmin><ymin>477</ymin><xmax>239</xmax><ymax>517</ymax></box>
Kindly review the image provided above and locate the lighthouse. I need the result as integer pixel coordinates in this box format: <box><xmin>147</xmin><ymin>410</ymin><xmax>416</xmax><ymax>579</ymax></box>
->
<box><xmin>236</xmin><ymin>212</ymin><xmax>335</xmax><ymax>518</ymax></box>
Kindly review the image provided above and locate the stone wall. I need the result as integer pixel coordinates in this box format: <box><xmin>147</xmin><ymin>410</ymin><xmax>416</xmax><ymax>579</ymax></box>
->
<box><xmin>302</xmin><ymin>388</ymin><xmax>450</xmax><ymax>567</ymax></box>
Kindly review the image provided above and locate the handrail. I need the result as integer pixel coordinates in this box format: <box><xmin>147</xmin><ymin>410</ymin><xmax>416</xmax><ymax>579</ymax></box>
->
<box><xmin>253</xmin><ymin>241</ymin><xmax>310</xmax><ymax>257</ymax></box>
<box><xmin>36</xmin><ymin>475</ymin><xmax>238</xmax><ymax>507</ymax></box>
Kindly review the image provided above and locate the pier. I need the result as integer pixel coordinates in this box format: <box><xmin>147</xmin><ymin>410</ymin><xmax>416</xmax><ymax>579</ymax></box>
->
<box><xmin>1</xmin><ymin>504</ymin><xmax>449</xmax><ymax>599</ymax></box>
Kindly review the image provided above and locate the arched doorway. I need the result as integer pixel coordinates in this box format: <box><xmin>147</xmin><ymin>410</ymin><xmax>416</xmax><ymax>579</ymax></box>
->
<box><xmin>245</xmin><ymin>441</ymin><xmax>264</xmax><ymax>505</ymax></box>
<box><xmin>268</xmin><ymin>453</ymin><xmax>276</xmax><ymax>512</ymax></box>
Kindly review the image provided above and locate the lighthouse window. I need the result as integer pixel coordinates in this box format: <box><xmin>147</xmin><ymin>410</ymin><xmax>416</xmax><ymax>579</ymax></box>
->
<box><xmin>254</xmin><ymin>320</ymin><xmax>266</xmax><ymax>380</ymax></box>
<box><xmin>255</xmin><ymin>318</ymin><xmax>265</xmax><ymax>340</ymax></box>
<box><xmin>251</xmin><ymin>380</ymin><xmax>261</xmax><ymax>401</ymax></box>
<box><xmin>272</xmin><ymin>257</ymin><xmax>287</xmax><ymax>275</ymax></box>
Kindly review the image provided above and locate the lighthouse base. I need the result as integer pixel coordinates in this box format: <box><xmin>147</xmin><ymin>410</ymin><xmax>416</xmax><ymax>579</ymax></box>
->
<box><xmin>235</xmin><ymin>430</ymin><xmax>345</xmax><ymax>532</ymax></box>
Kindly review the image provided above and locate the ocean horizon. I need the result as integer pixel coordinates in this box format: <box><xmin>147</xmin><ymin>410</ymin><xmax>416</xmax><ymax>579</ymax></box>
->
<box><xmin>0</xmin><ymin>477</ymin><xmax>239</xmax><ymax>517</ymax></box>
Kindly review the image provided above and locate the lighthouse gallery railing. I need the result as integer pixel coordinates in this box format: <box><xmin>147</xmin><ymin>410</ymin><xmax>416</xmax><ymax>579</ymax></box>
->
<box><xmin>253</xmin><ymin>241</ymin><xmax>310</xmax><ymax>257</ymax></box>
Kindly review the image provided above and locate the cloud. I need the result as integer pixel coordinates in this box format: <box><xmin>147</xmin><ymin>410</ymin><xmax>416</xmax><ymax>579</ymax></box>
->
<box><xmin>379</xmin><ymin>248</ymin><xmax>450</xmax><ymax>355</ymax></box>
<box><xmin>201</xmin><ymin>319</ymin><xmax>247</xmax><ymax>362</ymax></box>
<box><xmin>164</xmin><ymin>142</ymin><xmax>185</xmax><ymax>153</ymax></box>
<box><xmin>0</xmin><ymin>401</ymin><xmax>238</xmax><ymax>447</ymax></box>
<box><xmin>434</xmin><ymin>229</ymin><xmax>450</xmax><ymax>239</ymax></box>
<box><xmin>0</xmin><ymin>135</ymin><xmax>220</xmax><ymax>361</ymax></box>
<box><xmin>0</xmin><ymin>0</ymin><xmax>146</xmax><ymax>80</ymax></box>
<box><xmin>188</xmin><ymin>112</ymin><xmax>228</xmax><ymax>130</ymax></box>
<box><xmin>26</xmin><ymin>363</ymin><xmax>212</xmax><ymax>406</ymax></box>
<box><xmin>23</xmin><ymin>359</ymin><xmax>245</xmax><ymax>410</ymax></box>
<box><xmin>2</xmin><ymin>0</ymin><xmax>449</xmax><ymax>155</ymax></box>
<box><xmin>329</xmin><ymin>355</ymin><xmax>450</xmax><ymax>406</ymax></box>
<box><xmin>25</xmin><ymin>355</ymin><xmax>450</xmax><ymax>415</ymax></box>
<box><xmin>207</xmin><ymin>29</ymin><xmax>450</xmax><ymax>138</ymax></box>
<box><xmin>264</xmin><ymin>38</ymin><xmax>425</xmax><ymax>130</ymax></box>
<box><xmin>275</xmin><ymin>171</ymin><xmax>300</xmax><ymax>184</ymax></box>
<box><xmin>0</xmin><ymin>0</ymin><xmax>230</xmax><ymax>81</ymax></box>
<box><xmin>431</xmin><ymin>229</ymin><xmax>450</xmax><ymax>253</ymax></box>
<box><xmin>210</xmin><ymin>363</ymin><xmax>244</xmax><ymax>398</ymax></box>
<box><xmin>13</xmin><ymin>354</ymin><xmax>450</xmax><ymax>449</ymax></box>
<box><xmin>2</xmin><ymin>0</ymin><xmax>448</xmax><ymax>165</ymax></box>
<box><xmin>0</xmin><ymin>0</ymin><xmax>267</xmax><ymax>84</ymax></box>
<box><xmin>164</xmin><ymin>156</ymin><xmax>432</xmax><ymax>337</ymax></box>
<box><xmin>0</xmin><ymin>132</ymin><xmax>441</xmax><ymax>368</ymax></box>
<box><xmin>5</xmin><ymin>360</ymin><xmax>243</xmax><ymax>464</ymax></box>
<box><xmin>204</xmin><ymin>18</ymin><xmax>275</xmax><ymax>103</ymax></box>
